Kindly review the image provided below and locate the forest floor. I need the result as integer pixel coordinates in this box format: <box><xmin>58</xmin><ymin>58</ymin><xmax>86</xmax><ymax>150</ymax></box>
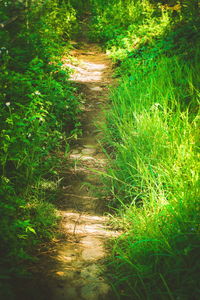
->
<box><xmin>15</xmin><ymin>41</ymin><xmax>120</xmax><ymax>300</ymax></box>
<box><xmin>46</xmin><ymin>41</ymin><xmax>118</xmax><ymax>300</ymax></box>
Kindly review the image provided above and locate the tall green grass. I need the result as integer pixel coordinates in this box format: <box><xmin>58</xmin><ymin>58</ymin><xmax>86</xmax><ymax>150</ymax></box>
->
<box><xmin>88</xmin><ymin>2</ymin><xmax>200</xmax><ymax>297</ymax></box>
<box><xmin>103</xmin><ymin>53</ymin><xmax>200</xmax><ymax>299</ymax></box>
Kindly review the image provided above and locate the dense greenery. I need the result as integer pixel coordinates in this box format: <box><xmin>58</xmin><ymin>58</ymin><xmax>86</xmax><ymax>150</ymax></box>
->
<box><xmin>0</xmin><ymin>0</ymin><xmax>81</xmax><ymax>294</ymax></box>
<box><xmin>88</xmin><ymin>0</ymin><xmax>200</xmax><ymax>299</ymax></box>
<box><xmin>0</xmin><ymin>0</ymin><xmax>199</xmax><ymax>299</ymax></box>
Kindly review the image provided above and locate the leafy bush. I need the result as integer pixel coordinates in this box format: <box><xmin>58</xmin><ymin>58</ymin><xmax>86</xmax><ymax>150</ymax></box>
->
<box><xmin>0</xmin><ymin>0</ymin><xmax>81</xmax><ymax>288</ymax></box>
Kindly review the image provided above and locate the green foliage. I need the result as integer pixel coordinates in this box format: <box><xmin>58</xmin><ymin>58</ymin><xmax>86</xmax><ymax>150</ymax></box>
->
<box><xmin>0</xmin><ymin>0</ymin><xmax>81</xmax><ymax>291</ymax></box>
<box><xmin>89</xmin><ymin>0</ymin><xmax>200</xmax><ymax>299</ymax></box>
<box><xmin>1</xmin><ymin>0</ymin><xmax>200</xmax><ymax>298</ymax></box>
<box><xmin>89</xmin><ymin>0</ymin><xmax>200</xmax><ymax>62</ymax></box>
<box><xmin>104</xmin><ymin>55</ymin><xmax>200</xmax><ymax>299</ymax></box>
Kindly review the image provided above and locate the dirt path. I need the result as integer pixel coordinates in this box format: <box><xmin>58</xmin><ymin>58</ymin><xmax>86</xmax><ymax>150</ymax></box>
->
<box><xmin>29</xmin><ymin>42</ymin><xmax>119</xmax><ymax>300</ymax></box>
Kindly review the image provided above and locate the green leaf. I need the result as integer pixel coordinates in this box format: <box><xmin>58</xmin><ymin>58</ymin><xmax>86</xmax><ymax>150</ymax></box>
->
<box><xmin>26</xmin><ymin>226</ymin><xmax>36</xmax><ymax>235</ymax></box>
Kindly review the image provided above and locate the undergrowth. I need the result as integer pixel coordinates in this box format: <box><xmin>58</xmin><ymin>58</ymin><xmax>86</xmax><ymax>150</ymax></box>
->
<box><xmin>1</xmin><ymin>0</ymin><xmax>200</xmax><ymax>299</ymax></box>
<box><xmin>0</xmin><ymin>0</ymin><xmax>81</xmax><ymax>296</ymax></box>
<box><xmin>89</xmin><ymin>0</ymin><xmax>200</xmax><ymax>299</ymax></box>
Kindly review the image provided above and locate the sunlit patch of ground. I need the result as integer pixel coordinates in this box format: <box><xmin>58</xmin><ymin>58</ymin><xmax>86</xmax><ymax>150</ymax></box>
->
<box><xmin>61</xmin><ymin>212</ymin><xmax>119</xmax><ymax>239</ymax></box>
<box><xmin>63</xmin><ymin>43</ymin><xmax>111</xmax><ymax>85</ymax></box>
<box><xmin>64</xmin><ymin>61</ymin><xmax>107</xmax><ymax>83</ymax></box>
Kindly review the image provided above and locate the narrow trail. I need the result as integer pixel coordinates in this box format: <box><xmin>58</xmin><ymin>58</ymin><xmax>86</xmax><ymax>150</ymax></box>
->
<box><xmin>27</xmin><ymin>42</ymin><xmax>119</xmax><ymax>300</ymax></box>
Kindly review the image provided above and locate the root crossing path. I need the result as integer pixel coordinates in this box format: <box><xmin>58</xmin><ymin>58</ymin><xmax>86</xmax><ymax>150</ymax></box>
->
<box><xmin>34</xmin><ymin>43</ymin><xmax>119</xmax><ymax>300</ymax></box>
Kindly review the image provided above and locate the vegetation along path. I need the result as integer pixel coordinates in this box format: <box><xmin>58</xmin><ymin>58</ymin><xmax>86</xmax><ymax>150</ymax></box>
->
<box><xmin>2</xmin><ymin>2</ymin><xmax>199</xmax><ymax>300</ymax></box>
<box><xmin>29</xmin><ymin>42</ymin><xmax>119</xmax><ymax>300</ymax></box>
